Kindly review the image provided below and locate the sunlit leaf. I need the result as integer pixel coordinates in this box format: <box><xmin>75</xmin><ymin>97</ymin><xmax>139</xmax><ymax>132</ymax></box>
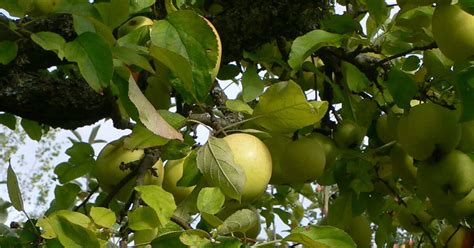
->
<box><xmin>31</xmin><ymin>32</ymin><xmax>66</xmax><ymax>59</ymax></box>
<box><xmin>135</xmin><ymin>185</ymin><xmax>177</xmax><ymax>226</ymax></box>
<box><xmin>197</xmin><ymin>187</ymin><xmax>225</xmax><ymax>215</ymax></box>
<box><xmin>285</xmin><ymin>225</ymin><xmax>356</xmax><ymax>248</ymax></box>
<box><xmin>128</xmin><ymin>206</ymin><xmax>159</xmax><ymax>230</ymax></box>
<box><xmin>217</xmin><ymin>209</ymin><xmax>258</xmax><ymax>235</ymax></box>
<box><xmin>89</xmin><ymin>207</ymin><xmax>116</xmax><ymax>228</ymax></box>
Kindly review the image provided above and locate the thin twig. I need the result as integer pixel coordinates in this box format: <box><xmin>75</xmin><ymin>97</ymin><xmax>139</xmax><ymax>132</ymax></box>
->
<box><xmin>375</xmin><ymin>43</ymin><xmax>437</xmax><ymax>66</ymax></box>
<box><xmin>73</xmin><ymin>185</ymin><xmax>99</xmax><ymax>212</ymax></box>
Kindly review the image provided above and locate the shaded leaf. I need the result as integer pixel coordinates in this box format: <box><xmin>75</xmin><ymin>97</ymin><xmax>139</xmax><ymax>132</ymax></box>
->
<box><xmin>0</xmin><ymin>113</ymin><xmax>16</xmax><ymax>130</ymax></box>
<box><xmin>7</xmin><ymin>165</ymin><xmax>23</xmax><ymax>212</ymax></box>
<box><xmin>242</xmin><ymin>65</ymin><xmax>265</xmax><ymax>102</ymax></box>
<box><xmin>94</xmin><ymin>0</ymin><xmax>129</xmax><ymax>29</ymax></box>
<box><xmin>47</xmin><ymin>183</ymin><xmax>81</xmax><ymax>213</ymax></box>
<box><xmin>0</xmin><ymin>41</ymin><xmax>17</xmax><ymax>65</ymax></box>
<box><xmin>341</xmin><ymin>62</ymin><xmax>370</xmax><ymax>93</ymax></box>
<box><xmin>112</xmin><ymin>46</ymin><xmax>155</xmax><ymax>73</ymax></box>
<box><xmin>385</xmin><ymin>68</ymin><xmax>418</xmax><ymax>109</ymax></box>
<box><xmin>151</xmin><ymin>231</ymin><xmax>187</xmax><ymax>248</ymax></box>
<box><xmin>179</xmin><ymin>229</ymin><xmax>210</xmax><ymax>246</ymax></box>
<box><xmin>54</xmin><ymin>142</ymin><xmax>95</xmax><ymax>184</ymax></box>
<box><xmin>197</xmin><ymin>137</ymin><xmax>245</xmax><ymax>201</ymax></box>
<box><xmin>21</xmin><ymin>118</ymin><xmax>42</xmax><ymax>141</ymax></box>
<box><xmin>177</xmin><ymin>150</ymin><xmax>202</xmax><ymax>187</ymax></box>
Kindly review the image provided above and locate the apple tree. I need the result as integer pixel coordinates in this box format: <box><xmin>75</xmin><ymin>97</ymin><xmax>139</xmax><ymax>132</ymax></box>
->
<box><xmin>1</xmin><ymin>0</ymin><xmax>474</xmax><ymax>247</ymax></box>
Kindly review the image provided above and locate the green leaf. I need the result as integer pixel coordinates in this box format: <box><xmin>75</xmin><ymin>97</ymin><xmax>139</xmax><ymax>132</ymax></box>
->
<box><xmin>197</xmin><ymin>187</ymin><xmax>225</xmax><ymax>215</ymax></box>
<box><xmin>7</xmin><ymin>165</ymin><xmax>23</xmax><ymax>212</ymax></box>
<box><xmin>54</xmin><ymin>142</ymin><xmax>95</xmax><ymax>184</ymax></box>
<box><xmin>20</xmin><ymin>118</ymin><xmax>43</xmax><ymax>141</ymax></box>
<box><xmin>150</xmin><ymin>10</ymin><xmax>219</xmax><ymax>103</ymax></box>
<box><xmin>94</xmin><ymin>0</ymin><xmax>129</xmax><ymax>29</ymax></box>
<box><xmin>366</xmin><ymin>0</ymin><xmax>389</xmax><ymax>25</ymax></box>
<box><xmin>123</xmin><ymin>124</ymin><xmax>170</xmax><ymax>149</ymax></box>
<box><xmin>402</xmin><ymin>56</ymin><xmax>421</xmax><ymax>71</ymax></box>
<box><xmin>135</xmin><ymin>185</ymin><xmax>177</xmax><ymax>226</ymax></box>
<box><xmin>457</xmin><ymin>66</ymin><xmax>474</xmax><ymax>121</ymax></box>
<box><xmin>0</xmin><ymin>0</ymin><xmax>25</xmax><ymax>16</ymax></box>
<box><xmin>225</xmin><ymin>100</ymin><xmax>253</xmax><ymax>115</ymax></box>
<box><xmin>64</xmin><ymin>32</ymin><xmax>113</xmax><ymax>92</ymax></box>
<box><xmin>89</xmin><ymin>207</ymin><xmax>116</xmax><ymax>228</ymax></box>
<box><xmin>30</xmin><ymin>32</ymin><xmax>66</xmax><ymax>59</ymax></box>
<box><xmin>0</xmin><ymin>113</ymin><xmax>16</xmax><ymax>130</ymax></box>
<box><xmin>252</xmin><ymin>81</ymin><xmax>328</xmax><ymax>133</ymax></box>
<box><xmin>128</xmin><ymin>76</ymin><xmax>184</xmax><ymax>141</ymax></box>
<box><xmin>112</xmin><ymin>46</ymin><xmax>155</xmax><ymax>73</ymax></box>
<box><xmin>54</xmin><ymin>215</ymin><xmax>99</xmax><ymax>248</ymax></box>
<box><xmin>341</xmin><ymin>62</ymin><xmax>370</xmax><ymax>93</ymax></box>
<box><xmin>177</xmin><ymin>150</ymin><xmax>201</xmax><ymax>187</ymax></box>
<box><xmin>197</xmin><ymin>137</ymin><xmax>245</xmax><ymax>201</ymax></box>
<box><xmin>0</xmin><ymin>41</ymin><xmax>17</xmax><ymax>65</ymax></box>
<box><xmin>179</xmin><ymin>229</ymin><xmax>210</xmax><ymax>246</ymax></box>
<box><xmin>288</xmin><ymin>30</ymin><xmax>343</xmax><ymax>71</ymax></box>
<box><xmin>151</xmin><ymin>231</ymin><xmax>187</xmax><ymax>248</ymax></box>
<box><xmin>241</xmin><ymin>65</ymin><xmax>265</xmax><ymax>102</ymax></box>
<box><xmin>217</xmin><ymin>64</ymin><xmax>241</xmax><ymax>80</ymax></box>
<box><xmin>460</xmin><ymin>0</ymin><xmax>474</xmax><ymax>15</ymax></box>
<box><xmin>217</xmin><ymin>209</ymin><xmax>258</xmax><ymax>235</ymax></box>
<box><xmin>0</xmin><ymin>199</ymin><xmax>11</xmax><ymax>223</ymax></box>
<box><xmin>47</xmin><ymin>183</ymin><xmax>81</xmax><ymax>213</ymax></box>
<box><xmin>128</xmin><ymin>206</ymin><xmax>160</xmax><ymax>230</ymax></box>
<box><xmin>385</xmin><ymin>68</ymin><xmax>418</xmax><ymax>109</ymax></box>
<box><xmin>321</xmin><ymin>14</ymin><xmax>363</xmax><ymax>34</ymax></box>
<box><xmin>284</xmin><ymin>225</ymin><xmax>356</xmax><ymax>248</ymax></box>
<box><xmin>201</xmin><ymin>212</ymin><xmax>223</xmax><ymax>227</ymax></box>
<box><xmin>129</xmin><ymin>0</ymin><xmax>155</xmax><ymax>14</ymax></box>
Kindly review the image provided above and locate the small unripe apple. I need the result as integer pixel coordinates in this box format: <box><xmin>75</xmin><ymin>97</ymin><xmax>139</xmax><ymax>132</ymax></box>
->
<box><xmin>457</xmin><ymin>120</ymin><xmax>474</xmax><ymax>153</ymax></box>
<box><xmin>390</xmin><ymin>144</ymin><xmax>417</xmax><ymax>188</ymax></box>
<box><xmin>376</xmin><ymin>113</ymin><xmax>399</xmax><ymax>144</ymax></box>
<box><xmin>333</xmin><ymin>120</ymin><xmax>366</xmax><ymax>149</ymax></box>
<box><xmin>118</xmin><ymin>16</ymin><xmax>154</xmax><ymax>38</ymax></box>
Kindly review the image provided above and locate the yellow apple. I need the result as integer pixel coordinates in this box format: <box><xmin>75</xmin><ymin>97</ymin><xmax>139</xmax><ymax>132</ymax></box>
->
<box><xmin>223</xmin><ymin>133</ymin><xmax>272</xmax><ymax>203</ymax></box>
<box><xmin>94</xmin><ymin>138</ymin><xmax>165</xmax><ymax>202</ymax></box>
<box><xmin>118</xmin><ymin>16</ymin><xmax>154</xmax><ymax>38</ymax></box>
<box><xmin>397</xmin><ymin>102</ymin><xmax>461</xmax><ymax>161</ymax></box>
<box><xmin>432</xmin><ymin>3</ymin><xmax>474</xmax><ymax>62</ymax></box>
<box><xmin>162</xmin><ymin>158</ymin><xmax>195</xmax><ymax>204</ymax></box>
<box><xmin>437</xmin><ymin>225</ymin><xmax>474</xmax><ymax>248</ymax></box>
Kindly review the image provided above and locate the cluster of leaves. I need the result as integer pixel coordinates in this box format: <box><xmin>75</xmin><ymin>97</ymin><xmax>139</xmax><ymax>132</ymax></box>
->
<box><xmin>0</xmin><ymin>0</ymin><xmax>474</xmax><ymax>247</ymax></box>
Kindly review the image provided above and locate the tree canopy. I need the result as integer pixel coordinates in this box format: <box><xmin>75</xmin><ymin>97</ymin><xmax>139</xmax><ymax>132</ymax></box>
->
<box><xmin>1</xmin><ymin>0</ymin><xmax>474</xmax><ymax>247</ymax></box>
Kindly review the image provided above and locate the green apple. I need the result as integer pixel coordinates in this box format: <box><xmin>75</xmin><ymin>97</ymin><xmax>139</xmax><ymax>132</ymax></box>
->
<box><xmin>376</xmin><ymin>113</ymin><xmax>398</xmax><ymax>144</ymax></box>
<box><xmin>223</xmin><ymin>133</ymin><xmax>272</xmax><ymax>203</ymax></box>
<box><xmin>307</xmin><ymin>132</ymin><xmax>338</xmax><ymax>168</ymax></box>
<box><xmin>162</xmin><ymin>158</ymin><xmax>195</xmax><ymax>204</ymax></box>
<box><xmin>458</xmin><ymin>120</ymin><xmax>474</xmax><ymax>153</ymax></box>
<box><xmin>344</xmin><ymin>215</ymin><xmax>372</xmax><ymax>248</ymax></box>
<box><xmin>417</xmin><ymin>150</ymin><xmax>474</xmax><ymax>202</ymax></box>
<box><xmin>437</xmin><ymin>225</ymin><xmax>474</xmax><ymax>248</ymax></box>
<box><xmin>278</xmin><ymin>135</ymin><xmax>326</xmax><ymax>185</ymax></box>
<box><xmin>95</xmin><ymin>138</ymin><xmax>165</xmax><ymax>202</ymax></box>
<box><xmin>432</xmin><ymin>3</ymin><xmax>474</xmax><ymax>62</ymax></box>
<box><xmin>118</xmin><ymin>16</ymin><xmax>154</xmax><ymax>38</ymax></box>
<box><xmin>263</xmin><ymin>135</ymin><xmax>292</xmax><ymax>185</ymax></box>
<box><xmin>27</xmin><ymin>0</ymin><xmax>61</xmax><ymax>16</ymax></box>
<box><xmin>333</xmin><ymin>120</ymin><xmax>366</xmax><ymax>149</ymax></box>
<box><xmin>397</xmin><ymin>102</ymin><xmax>461</xmax><ymax>161</ymax></box>
<box><xmin>390</xmin><ymin>144</ymin><xmax>417</xmax><ymax>188</ymax></box>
